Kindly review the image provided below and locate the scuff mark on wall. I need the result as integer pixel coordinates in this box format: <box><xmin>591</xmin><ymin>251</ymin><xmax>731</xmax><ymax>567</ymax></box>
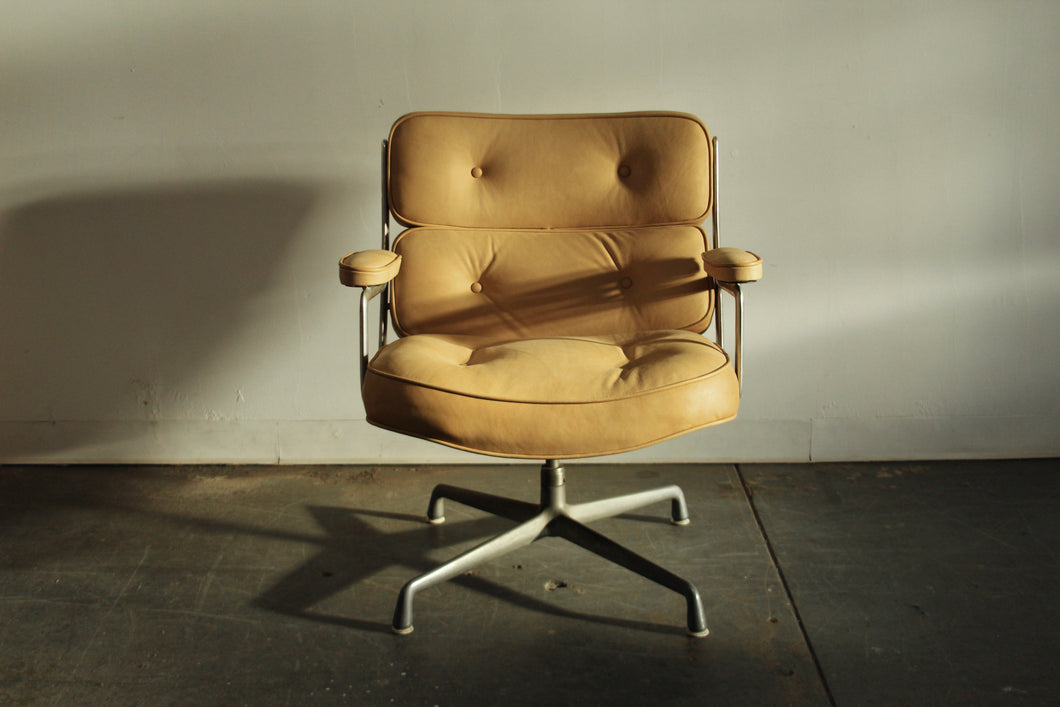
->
<box><xmin>131</xmin><ymin>378</ymin><xmax>161</xmax><ymax>420</ymax></box>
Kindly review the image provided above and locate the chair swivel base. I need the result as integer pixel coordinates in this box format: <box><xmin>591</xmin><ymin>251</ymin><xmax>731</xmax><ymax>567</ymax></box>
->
<box><xmin>392</xmin><ymin>460</ymin><xmax>709</xmax><ymax>637</ymax></box>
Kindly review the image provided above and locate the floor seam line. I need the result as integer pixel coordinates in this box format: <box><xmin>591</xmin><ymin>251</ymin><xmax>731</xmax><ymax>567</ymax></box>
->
<box><xmin>735</xmin><ymin>463</ymin><xmax>837</xmax><ymax>707</ymax></box>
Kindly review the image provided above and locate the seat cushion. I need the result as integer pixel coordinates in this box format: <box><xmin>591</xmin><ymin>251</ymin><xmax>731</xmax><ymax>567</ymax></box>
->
<box><xmin>362</xmin><ymin>330</ymin><xmax>739</xmax><ymax>459</ymax></box>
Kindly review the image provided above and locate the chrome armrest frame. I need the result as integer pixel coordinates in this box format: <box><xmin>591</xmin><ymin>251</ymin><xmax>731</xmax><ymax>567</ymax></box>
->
<box><xmin>715</xmin><ymin>281</ymin><xmax>744</xmax><ymax>393</ymax></box>
<box><xmin>708</xmin><ymin>136</ymin><xmax>746</xmax><ymax>393</ymax></box>
<box><xmin>355</xmin><ymin>139</ymin><xmax>396</xmax><ymax>387</ymax></box>
<box><xmin>359</xmin><ymin>283</ymin><xmax>389</xmax><ymax>385</ymax></box>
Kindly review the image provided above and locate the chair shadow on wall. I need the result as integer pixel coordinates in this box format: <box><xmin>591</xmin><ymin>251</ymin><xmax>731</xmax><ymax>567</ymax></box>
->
<box><xmin>0</xmin><ymin>179</ymin><xmax>328</xmax><ymax>460</ymax></box>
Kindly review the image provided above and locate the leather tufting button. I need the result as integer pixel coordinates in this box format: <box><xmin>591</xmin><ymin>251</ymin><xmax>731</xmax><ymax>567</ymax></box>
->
<box><xmin>617</xmin><ymin>163</ymin><xmax>632</xmax><ymax>178</ymax></box>
<box><xmin>619</xmin><ymin>276</ymin><xmax>633</xmax><ymax>290</ymax></box>
<box><xmin>470</xmin><ymin>281</ymin><xmax>483</xmax><ymax>293</ymax></box>
<box><xmin>471</xmin><ymin>166</ymin><xmax>483</xmax><ymax>178</ymax></box>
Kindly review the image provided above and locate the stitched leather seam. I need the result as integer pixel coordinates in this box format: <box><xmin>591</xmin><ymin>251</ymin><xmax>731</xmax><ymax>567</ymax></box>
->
<box><xmin>366</xmin><ymin>341</ymin><xmax>732</xmax><ymax>404</ymax></box>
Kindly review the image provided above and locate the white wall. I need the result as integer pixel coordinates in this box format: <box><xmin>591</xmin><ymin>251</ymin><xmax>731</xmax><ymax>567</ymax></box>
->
<box><xmin>2</xmin><ymin>0</ymin><xmax>1058</xmax><ymax>464</ymax></box>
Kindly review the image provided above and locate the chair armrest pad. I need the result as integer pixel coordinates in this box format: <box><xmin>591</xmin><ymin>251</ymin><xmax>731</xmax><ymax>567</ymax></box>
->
<box><xmin>339</xmin><ymin>250</ymin><xmax>402</xmax><ymax>287</ymax></box>
<box><xmin>703</xmin><ymin>247</ymin><xmax>763</xmax><ymax>283</ymax></box>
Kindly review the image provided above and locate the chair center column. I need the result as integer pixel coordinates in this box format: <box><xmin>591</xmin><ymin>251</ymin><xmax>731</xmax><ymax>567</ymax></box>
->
<box><xmin>540</xmin><ymin>459</ymin><xmax>567</xmax><ymax>511</ymax></box>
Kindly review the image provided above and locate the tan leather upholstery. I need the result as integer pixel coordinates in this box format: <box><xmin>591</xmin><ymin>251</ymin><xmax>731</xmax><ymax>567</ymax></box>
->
<box><xmin>339</xmin><ymin>250</ymin><xmax>402</xmax><ymax>287</ymax></box>
<box><xmin>365</xmin><ymin>331</ymin><xmax>738</xmax><ymax>459</ymax></box>
<box><xmin>388</xmin><ymin>112</ymin><xmax>712</xmax><ymax>229</ymax></box>
<box><xmin>390</xmin><ymin>226</ymin><xmax>714</xmax><ymax>338</ymax></box>
<box><xmin>702</xmin><ymin>247</ymin><xmax>763</xmax><ymax>283</ymax></box>
<box><xmin>354</xmin><ymin>111</ymin><xmax>756</xmax><ymax>459</ymax></box>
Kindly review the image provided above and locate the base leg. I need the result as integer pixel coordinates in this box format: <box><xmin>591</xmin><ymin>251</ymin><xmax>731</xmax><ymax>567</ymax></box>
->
<box><xmin>567</xmin><ymin>485</ymin><xmax>691</xmax><ymax>525</ymax></box>
<box><xmin>392</xmin><ymin>513</ymin><xmax>550</xmax><ymax>634</ymax></box>
<box><xmin>427</xmin><ymin>484</ymin><xmax>540</xmax><ymax>524</ymax></box>
<box><xmin>550</xmin><ymin>516</ymin><xmax>708</xmax><ymax>637</ymax></box>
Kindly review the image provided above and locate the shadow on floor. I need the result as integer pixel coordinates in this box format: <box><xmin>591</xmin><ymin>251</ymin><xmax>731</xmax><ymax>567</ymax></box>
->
<box><xmin>9</xmin><ymin>461</ymin><xmax>1056</xmax><ymax>705</ymax></box>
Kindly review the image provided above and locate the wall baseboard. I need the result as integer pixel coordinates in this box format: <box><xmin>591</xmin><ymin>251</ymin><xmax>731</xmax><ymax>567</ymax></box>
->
<box><xmin>0</xmin><ymin>417</ymin><xmax>1055</xmax><ymax>465</ymax></box>
<box><xmin>810</xmin><ymin>416</ymin><xmax>1060</xmax><ymax>461</ymax></box>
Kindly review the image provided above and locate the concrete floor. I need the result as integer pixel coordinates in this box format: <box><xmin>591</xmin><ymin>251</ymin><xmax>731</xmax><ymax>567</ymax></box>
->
<box><xmin>0</xmin><ymin>460</ymin><xmax>1056</xmax><ymax>706</ymax></box>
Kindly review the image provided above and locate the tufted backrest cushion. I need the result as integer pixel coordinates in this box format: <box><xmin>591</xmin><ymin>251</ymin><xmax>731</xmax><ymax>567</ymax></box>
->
<box><xmin>386</xmin><ymin>112</ymin><xmax>715</xmax><ymax>338</ymax></box>
<box><xmin>387</xmin><ymin>112</ymin><xmax>712</xmax><ymax>229</ymax></box>
<box><xmin>391</xmin><ymin>226</ymin><xmax>714</xmax><ymax>338</ymax></box>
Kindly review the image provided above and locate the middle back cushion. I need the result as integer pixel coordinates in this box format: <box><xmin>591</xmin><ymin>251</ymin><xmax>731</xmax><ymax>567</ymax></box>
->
<box><xmin>390</xmin><ymin>226</ymin><xmax>714</xmax><ymax>338</ymax></box>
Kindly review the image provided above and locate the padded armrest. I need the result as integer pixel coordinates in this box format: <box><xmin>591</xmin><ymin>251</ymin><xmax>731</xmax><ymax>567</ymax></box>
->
<box><xmin>339</xmin><ymin>250</ymin><xmax>402</xmax><ymax>287</ymax></box>
<box><xmin>702</xmin><ymin>247</ymin><xmax>763</xmax><ymax>283</ymax></box>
